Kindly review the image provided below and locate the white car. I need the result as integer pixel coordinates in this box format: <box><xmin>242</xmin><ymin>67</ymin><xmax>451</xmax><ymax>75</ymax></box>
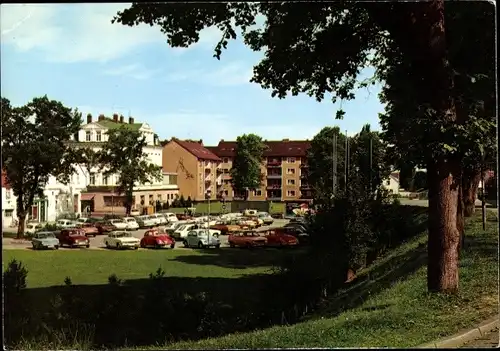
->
<box><xmin>163</xmin><ymin>212</ymin><xmax>179</xmax><ymax>223</ymax></box>
<box><xmin>257</xmin><ymin>212</ymin><xmax>274</xmax><ymax>225</ymax></box>
<box><xmin>150</xmin><ymin>213</ymin><xmax>167</xmax><ymax>225</ymax></box>
<box><xmin>25</xmin><ymin>222</ymin><xmax>45</xmax><ymax>234</ymax></box>
<box><xmin>104</xmin><ymin>231</ymin><xmax>140</xmax><ymax>250</ymax></box>
<box><xmin>109</xmin><ymin>219</ymin><xmax>128</xmax><ymax>230</ymax></box>
<box><xmin>184</xmin><ymin>229</ymin><xmax>221</xmax><ymax>249</ymax></box>
<box><xmin>56</xmin><ymin>219</ymin><xmax>78</xmax><ymax>229</ymax></box>
<box><xmin>172</xmin><ymin>223</ymin><xmax>200</xmax><ymax>240</ymax></box>
<box><xmin>123</xmin><ymin>217</ymin><xmax>140</xmax><ymax>230</ymax></box>
<box><xmin>135</xmin><ymin>215</ymin><xmax>156</xmax><ymax>228</ymax></box>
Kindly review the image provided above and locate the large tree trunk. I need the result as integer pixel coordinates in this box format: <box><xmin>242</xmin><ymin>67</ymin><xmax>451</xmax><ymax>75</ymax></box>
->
<box><xmin>427</xmin><ymin>160</ymin><xmax>460</xmax><ymax>293</ymax></box>
<box><xmin>16</xmin><ymin>212</ymin><xmax>26</xmax><ymax>239</ymax></box>
<box><xmin>463</xmin><ymin>168</ymin><xmax>482</xmax><ymax>217</ymax></box>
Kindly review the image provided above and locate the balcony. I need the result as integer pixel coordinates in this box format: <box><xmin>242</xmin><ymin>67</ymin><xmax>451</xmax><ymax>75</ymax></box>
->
<box><xmin>266</xmin><ymin>184</ymin><xmax>282</xmax><ymax>190</ymax></box>
<box><xmin>267</xmin><ymin>160</ymin><xmax>282</xmax><ymax>167</ymax></box>
<box><xmin>267</xmin><ymin>173</ymin><xmax>282</xmax><ymax>179</ymax></box>
<box><xmin>267</xmin><ymin>191</ymin><xmax>282</xmax><ymax>201</ymax></box>
<box><xmin>222</xmin><ymin>173</ymin><xmax>231</xmax><ymax>180</ymax></box>
<box><xmin>216</xmin><ymin>168</ymin><xmax>224</xmax><ymax>174</ymax></box>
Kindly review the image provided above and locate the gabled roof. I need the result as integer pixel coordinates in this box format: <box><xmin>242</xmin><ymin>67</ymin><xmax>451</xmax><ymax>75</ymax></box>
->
<box><xmin>207</xmin><ymin>139</ymin><xmax>311</xmax><ymax>158</ymax></box>
<box><xmin>91</xmin><ymin>117</ymin><xmax>143</xmax><ymax>131</ymax></box>
<box><xmin>172</xmin><ymin>139</ymin><xmax>221</xmax><ymax>161</ymax></box>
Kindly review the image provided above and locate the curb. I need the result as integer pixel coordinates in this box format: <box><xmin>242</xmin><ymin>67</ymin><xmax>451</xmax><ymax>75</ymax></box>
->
<box><xmin>418</xmin><ymin>317</ymin><xmax>499</xmax><ymax>348</ymax></box>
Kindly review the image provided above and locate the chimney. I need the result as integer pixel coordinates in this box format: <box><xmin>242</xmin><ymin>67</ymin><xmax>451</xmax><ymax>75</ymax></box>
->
<box><xmin>113</xmin><ymin>113</ymin><xmax>119</xmax><ymax>122</ymax></box>
<box><xmin>86</xmin><ymin>113</ymin><xmax>92</xmax><ymax>124</ymax></box>
<box><xmin>129</xmin><ymin>117</ymin><xmax>134</xmax><ymax>124</ymax></box>
<box><xmin>98</xmin><ymin>114</ymin><xmax>105</xmax><ymax>121</ymax></box>
<box><xmin>220</xmin><ymin>139</ymin><xmax>224</xmax><ymax>142</ymax></box>
<box><xmin>119</xmin><ymin>115</ymin><xmax>124</xmax><ymax>123</ymax></box>
<box><xmin>199</xmin><ymin>139</ymin><xmax>203</xmax><ymax>145</ymax></box>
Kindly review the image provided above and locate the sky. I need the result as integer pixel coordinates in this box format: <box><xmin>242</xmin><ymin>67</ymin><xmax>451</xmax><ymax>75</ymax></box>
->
<box><xmin>1</xmin><ymin>3</ymin><xmax>385</xmax><ymax>146</ymax></box>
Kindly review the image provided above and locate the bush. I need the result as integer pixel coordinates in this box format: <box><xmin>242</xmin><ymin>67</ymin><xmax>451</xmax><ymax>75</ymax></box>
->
<box><xmin>56</xmin><ymin>212</ymin><xmax>78</xmax><ymax>220</ymax></box>
<box><xmin>43</xmin><ymin>223</ymin><xmax>59</xmax><ymax>231</ymax></box>
<box><xmin>4</xmin><ymin>260</ymin><xmax>30</xmax><ymax>345</ymax></box>
<box><xmin>186</xmin><ymin>196</ymin><xmax>193</xmax><ymax>207</ymax></box>
<box><xmin>155</xmin><ymin>200</ymin><xmax>163</xmax><ymax>213</ymax></box>
<box><xmin>179</xmin><ymin>195</ymin><xmax>186</xmax><ymax>208</ymax></box>
<box><xmin>162</xmin><ymin>202</ymin><xmax>170</xmax><ymax>210</ymax></box>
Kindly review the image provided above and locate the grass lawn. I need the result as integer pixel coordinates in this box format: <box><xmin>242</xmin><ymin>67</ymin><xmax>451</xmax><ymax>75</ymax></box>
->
<box><xmin>2</xmin><ymin>248</ymin><xmax>291</xmax><ymax>288</ymax></box>
<box><xmin>133</xmin><ymin>211</ymin><xmax>498</xmax><ymax>349</ymax></box>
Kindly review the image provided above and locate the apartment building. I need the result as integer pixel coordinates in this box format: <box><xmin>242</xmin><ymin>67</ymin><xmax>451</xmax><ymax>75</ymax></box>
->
<box><xmin>162</xmin><ymin>139</ymin><xmax>222</xmax><ymax>201</ymax></box>
<box><xmin>206</xmin><ymin>139</ymin><xmax>312</xmax><ymax>202</ymax></box>
<box><xmin>67</xmin><ymin>113</ymin><xmax>179</xmax><ymax>215</ymax></box>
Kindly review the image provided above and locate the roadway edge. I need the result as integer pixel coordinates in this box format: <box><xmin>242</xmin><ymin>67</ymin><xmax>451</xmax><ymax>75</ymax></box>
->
<box><xmin>417</xmin><ymin>316</ymin><xmax>499</xmax><ymax>348</ymax></box>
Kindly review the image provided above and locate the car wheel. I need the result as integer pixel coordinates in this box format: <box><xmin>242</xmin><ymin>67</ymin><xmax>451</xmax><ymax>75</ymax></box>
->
<box><xmin>170</xmin><ymin>244</ymin><xmax>175</xmax><ymax>249</ymax></box>
<box><xmin>215</xmin><ymin>244</ymin><xmax>221</xmax><ymax>249</ymax></box>
<box><xmin>229</xmin><ymin>243</ymin><xmax>235</xmax><ymax>248</ymax></box>
<box><xmin>116</xmin><ymin>243</ymin><xmax>120</xmax><ymax>249</ymax></box>
<box><xmin>86</xmin><ymin>244</ymin><xmax>90</xmax><ymax>248</ymax></box>
<box><xmin>140</xmin><ymin>242</ymin><xmax>145</xmax><ymax>248</ymax></box>
<box><xmin>183</xmin><ymin>240</ymin><xmax>188</xmax><ymax>248</ymax></box>
<box><xmin>32</xmin><ymin>243</ymin><xmax>37</xmax><ymax>250</ymax></box>
<box><xmin>54</xmin><ymin>245</ymin><xmax>59</xmax><ymax>250</ymax></box>
<box><xmin>198</xmin><ymin>242</ymin><xmax>205</xmax><ymax>249</ymax></box>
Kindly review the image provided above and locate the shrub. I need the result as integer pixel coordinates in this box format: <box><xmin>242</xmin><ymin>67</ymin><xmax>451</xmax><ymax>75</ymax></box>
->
<box><xmin>43</xmin><ymin>223</ymin><xmax>59</xmax><ymax>231</ymax></box>
<box><xmin>162</xmin><ymin>201</ymin><xmax>170</xmax><ymax>210</ymax></box>
<box><xmin>4</xmin><ymin>260</ymin><xmax>30</xmax><ymax>346</ymax></box>
<box><xmin>179</xmin><ymin>195</ymin><xmax>186</xmax><ymax>208</ymax></box>
<box><xmin>186</xmin><ymin>196</ymin><xmax>193</xmax><ymax>207</ymax></box>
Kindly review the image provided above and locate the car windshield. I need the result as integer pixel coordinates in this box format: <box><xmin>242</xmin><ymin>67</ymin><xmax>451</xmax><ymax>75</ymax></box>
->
<box><xmin>126</xmin><ymin>218</ymin><xmax>135</xmax><ymax>222</ymax></box>
<box><xmin>176</xmin><ymin>225</ymin><xmax>187</xmax><ymax>231</ymax></box>
<box><xmin>37</xmin><ymin>233</ymin><xmax>55</xmax><ymax>239</ymax></box>
<box><xmin>115</xmin><ymin>232</ymin><xmax>132</xmax><ymax>238</ymax></box>
<box><xmin>111</xmin><ymin>219</ymin><xmax>124</xmax><ymax>223</ymax></box>
<box><xmin>68</xmin><ymin>231</ymin><xmax>82</xmax><ymax>236</ymax></box>
<box><xmin>77</xmin><ymin>218</ymin><xmax>86</xmax><ymax>223</ymax></box>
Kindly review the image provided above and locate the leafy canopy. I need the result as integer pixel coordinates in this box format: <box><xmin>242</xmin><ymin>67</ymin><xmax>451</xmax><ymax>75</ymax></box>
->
<box><xmin>230</xmin><ymin>134</ymin><xmax>267</xmax><ymax>195</ymax></box>
<box><xmin>1</xmin><ymin>96</ymin><xmax>81</xmax><ymax>234</ymax></box>
<box><xmin>98</xmin><ymin>127</ymin><xmax>163</xmax><ymax>209</ymax></box>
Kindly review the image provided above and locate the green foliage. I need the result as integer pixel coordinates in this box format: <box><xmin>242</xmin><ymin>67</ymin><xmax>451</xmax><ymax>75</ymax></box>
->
<box><xmin>179</xmin><ymin>195</ymin><xmax>186</xmax><ymax>208</ymax></box>
<box><xmin>3</xmin><ymin>259</ymin><xmax>28</xmax><ymax>293</ymax></box>
<box><xmin>162</xmin><ymin>201</ymin><xmax>170</xmax><ymax>210</ymax></box>
<box><xmin>230</xmin><ymin>134</ymin><xmax>267</xmax><ymax>197</ymax></box>
<box><xmin>1</xmin><ymin>97</ymin><xmax>81</xmax><ymax>237</ymax></box>
<box><xmin>3</xmin><ymin>259</ymin><xmax>29</xmax><ymax>344</ymax></box>
<box><xmin>186</xmin><ymin>196</ymin><xmax>193</xmax><ymax>207</ymax></box>
<box><xmin>98</xmin><ymin>127</ymin><xmax>163</xmax><ymax>214</ymax></box>
<box><xmin>155</xmin><ymin>200</ymin><xmax>163</xmax><ymax>213</ymax></box>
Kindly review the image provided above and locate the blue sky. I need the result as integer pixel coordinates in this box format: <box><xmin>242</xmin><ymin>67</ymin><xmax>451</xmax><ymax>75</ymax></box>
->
<box><xmin>1</xmin><ymin>3</ymin><xmax>385</xmax><ymax>145</ymax></box>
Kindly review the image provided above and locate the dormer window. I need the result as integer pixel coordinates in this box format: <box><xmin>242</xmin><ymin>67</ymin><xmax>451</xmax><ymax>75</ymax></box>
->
<box><xmin>96</xmin><ymin>131</ymin><xmax>102</xmax><ymax>142</ymax></box>
<box><xmin>86</xmin><ymin>131</ymin><xmax>91</xmax><ymax>141</ymax></box>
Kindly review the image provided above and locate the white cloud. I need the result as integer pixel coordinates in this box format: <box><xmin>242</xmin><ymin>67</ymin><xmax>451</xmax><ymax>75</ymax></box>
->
<box><xmin>102</xmin><ymin>63</ymin><xmax>160</xmax><ymax>80</ymax></box>
<box><xmin>0</xmin><ymin>3</ymin><xmax>225</xmax><ymax>63</ymax></box>
<box><xmin>165</xmin><ymin>61</ymin><xmax>253</xmax><ymax>87</ymax></box>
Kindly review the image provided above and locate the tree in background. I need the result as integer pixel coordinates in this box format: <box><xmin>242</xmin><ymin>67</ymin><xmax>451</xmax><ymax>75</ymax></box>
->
<box><xmin>113</xmin><ymin>1</ymin><xmax>495</xmax><ymax>292</ymax></box>
<box><xmin>230</xmin><ymin>134</ymin><xmax>267</xmax><ymax>200</ymax></box>
<box><xmin>98</xmin><ymin>127</ymin><xmax>162</xmax><ymax>215</ymax></box>
<box><xmin>179</xmin><ymin>195</ymin><xmax>186</xmax><ymax>208</ymax></box>
<box><xmin>348</xmin><ymin>124</ymin><xmax>390</xmax><ymax>197</ymax></box>
<box><xmin>1</xmin><ymin>96</ymin><xmax>81</xmax><ymax>238</ymax></box>
<box><xmin>306</xmin><ymin>127</ymin><xmax>348</xmax><ymax>203</ymax></box>
<box><xmin>72</xmin><ymin>147</ymin><xmax>101</xmax><ymax>187</ymax></box>
<box><xmin>185</xmin><ymin>196</ymin><xmax>193</xmax><ymax>208</ymax></box>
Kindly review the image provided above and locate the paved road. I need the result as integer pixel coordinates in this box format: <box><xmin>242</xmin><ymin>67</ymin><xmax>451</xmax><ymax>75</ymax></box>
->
<box><xmin>461</xmin><ymin>327</ymin><xmax>499</xmax><ymax>348</ymax></box>
<box><xmin>2</xmin><ymin>219</ymin><xmax>290</xmax><ymax>251</ymax></box>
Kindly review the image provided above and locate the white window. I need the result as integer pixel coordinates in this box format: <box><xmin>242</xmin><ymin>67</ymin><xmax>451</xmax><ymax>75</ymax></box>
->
<box><xmin>6</xmin><ymin>189</ymin><xmax>11</xmax><ymax>199</ymax></box>
<box><xmin>287</xmin><ymin>190</ymin><xmax>296</xmax><ymax>197</ymax></box>
<box><xmin>287</xmin><ymin>157</ymin><xmax>296</xmax><ymax>163</ymax></box>
<box><xmin>102</xmin><ymin>175</ymin><xmax>108</xmax><ymax>185</ymax></box>
<box><xmin>89</xmin><ymin>173</ymin><xmax>95</xmax><ymax>185</ymax></box>
<box><xmin>86</xmin><ymin>131</ymin><xmax>91</xmax><ymax>141</ymax></box>
<box><xmin>96</xmin><ymin>131</ymin><xmax>102</xmax><ymax>142</ymax></box>
<box><xmin>287</xmin><ymin>179</ymin><xmax>296</xmax><ymax>185</ymax></box>
<box><xmin>287</xmin><ymin>168</ymin><xmax>295</xmax><ymax>175</ymax></box>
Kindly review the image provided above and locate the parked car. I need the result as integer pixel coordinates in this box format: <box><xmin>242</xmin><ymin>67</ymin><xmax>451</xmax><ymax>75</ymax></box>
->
<box><xmin>184</xmin><ymin>229</ymin><xmax>221</xmax><ymax>249</ymax></box>
<box><xmin>104</xmin><ymin>231</ymin><xmax>140</xmax><ymax>250</ymax></box>
<box><xmin>95</xmin><ymin>220</ymin><xmax>115</xmax><ymax>235</ymax></box>
<box><xmin>123</xmin><ymin>217</ymin><xmax>140</xmax><ymax>230</ymax></box>
<box><xmin>78</xmin><ymin>223</ymin><xmax>99</xmax><ymax>237</ymax></box>
<box><xmin>140</xmin><ymin>229</ymin><xmax>175</xmax><ymax>249</ymax></box>
<box><xmin>76</xmin><ymin>217</ymin><xmax>100</xmax><ymax>225</ymax></box>
<box><xmin>26</xmin><ymin>222</ymin><xmax>45</xmax><ymax>234</ymax></box>
<box><xmin>257</xmin><ymin>212</ymin><xmax>274</xmax><ymax>225</ymax></box>
<box><xmin>56</xmin><ymin>219</ymin><xmax>78</xmax><ymax>229</ymax></box>
<box><xmin>31</xmin><ymin>231</ymin><xmax>60</xmax><ymax>250</ymax></box>
<box><xmin>263</xmin><ymin>230</ymin><xmax>299</xmax><ymax>247</ymax></box>
<box><xmin>135</xmin><ymin>215</ymin><xmax>156</xmax><ymax>229</ymax></box>
<box><xmin>237</xmin><ymin>218</ymin><xmax>258</xmax><ymax>229</ymax></box>
<box><xmin>228</xmin><ymin>231</ymin><xmax>268</xmax><ymax>248</ymax></box>
<box><xmin>284</xmin><ymin>222</ymin><xmax>308</xmax><ymax>232</ymax></box>
<box><xmin>276</xmin><ymin>226</ymin><xmax>310</xmax><ymax>244</ymax></box>
<box><xmin>109</xmin><ymin>218</ymin><xmax>128</xmax><ymax>230</ymax></box>
<box><xmin>150</xmin><ymin>213</ymin><xmax>167</xmax><ymax>225</ymax></box>
<box><xmin>163</xmin><ymin>212</ymin><xmax>179</xmax><ymax>223</ymax></box>
<box><xmin>57</xmin><ymin>228</ymin><xmax>90</xmax><ymax>248</ymax></box>
<box><xmin>172</xmin><ymin>223</ymin><xmax>200</xmax><ymax>240</ymax></box>
<box><xmin>210</xmin><ymin>222</ymin><xmax>241</xmax><ymax>235</ymax></box>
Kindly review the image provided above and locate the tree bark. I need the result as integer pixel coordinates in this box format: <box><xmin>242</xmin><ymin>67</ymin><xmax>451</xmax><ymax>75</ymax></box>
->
<box><xmin>457</xmin><ymin>170</ymin><xmax>465</xmax><ymax>252</ymax></box>
<box><xmin>16</xmin><ymin>213</ymin><xmax>26</xmax><ymax>239</ymax></box>
<box><xmin>463</xmin><ymin>168</ymin><xmax>481</xmax><ymax>217</ymax></box>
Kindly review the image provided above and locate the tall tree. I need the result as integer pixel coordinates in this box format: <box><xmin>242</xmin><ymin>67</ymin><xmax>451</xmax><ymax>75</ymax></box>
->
<box><xmin>98</xmin><ymin>127</ymin><xmax>163</xmax><ymax>215</ymax></box>
<box><xmin>1</xmin><ymin>96</ymin><xmax>81</xmax><ymax>238</ymax></box>
<box><xmin>230</xmin><ymin>134</ymin><xmax>267</xmax><ymax>199</ymax></box>
<box><xmin>112</xmin><ymin>1</ymin><xmax>495</xmax><ymax>292</ymax></box>
<box><xmin>307</xmin><ymin>126</ymin><xmax>348</xmax><ymax>202</ymax></box>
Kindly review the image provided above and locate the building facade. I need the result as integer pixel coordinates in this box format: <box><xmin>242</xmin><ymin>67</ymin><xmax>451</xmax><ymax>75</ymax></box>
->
<box><xmin>1</xmin><ymin>171</ymin><xmax>17</xmax><ymax>227</ymax></box>
<box><xmin>162</xmin><ymin>139</ymin><xmax>222</xmax><ymax>201</ymax></box>
<box><xmin>206</xmin><ymin>139</ymin><xmax>313</xmax><ymax>202</ymax></box>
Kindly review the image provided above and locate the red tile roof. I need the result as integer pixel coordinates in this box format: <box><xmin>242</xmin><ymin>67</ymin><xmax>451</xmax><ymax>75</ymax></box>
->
<box><xmin>207</xmin><ymin>139</ymin><xmax>311</xmax><ymax>158</ymax></box>
<box><xmin>173</xmin><ymin>139</ymin><xmax>221</xmax><ymax>161</ymax></box>
<box><xmin>1</xmin><ymin>171</ymin><xmax>11</xmax><ymax>189</ymax></box>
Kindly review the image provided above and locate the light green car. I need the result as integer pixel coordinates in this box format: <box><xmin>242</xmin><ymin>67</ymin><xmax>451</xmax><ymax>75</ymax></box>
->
<box><xmin>32</xmin><ymin>231</ymin><xmax>60</xmax><ymax>250</ymax></box>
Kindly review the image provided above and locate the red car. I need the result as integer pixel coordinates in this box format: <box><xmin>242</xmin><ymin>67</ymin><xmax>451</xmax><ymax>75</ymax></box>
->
<box><xmin>78</xmin><ymin>223</ymin><xmax>99</xmax><ymax>237</ymax></box>
<box><xmin>57</xmin><ymin>228</ymin><xmax>90</xmax><ymax>248</ymax></box>
<box><xmin>264</xmin><ymin>230</ymin><xmax>299</xmax><ymax>247</ymax></box>
<box><xmin>228</xmin><ymin>231</ymin><xmax>267</xmax><ymax>248</ymax></box>
<box><xmin>140</xmin><ymin>229</ymin><xmax>175</xmax><ymax>249</ymax></box>
<box><xmin>95</xmin><ymin>221</ymin><xmax>115</xmax><ymax>235</ymax></box>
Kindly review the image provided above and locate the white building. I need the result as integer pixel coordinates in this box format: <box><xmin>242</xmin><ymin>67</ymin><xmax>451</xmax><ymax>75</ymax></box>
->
<box><xmin>28</xmin><ymin>113</ymin><xmax>179</xmax><ymax>222</ymax></box>
<box><xmin>381</xmin><ymin>171</ymin><xmax>400</xmax><ymax>195</ymax></box>
<box><xmin>1</xmin><ymin>172</ymin><xmax>17</xmax><ymax>227</ymax></box>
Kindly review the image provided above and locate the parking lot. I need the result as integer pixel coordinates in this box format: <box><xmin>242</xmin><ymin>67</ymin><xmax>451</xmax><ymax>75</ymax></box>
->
<box><xmin>2</xmin><ymin>219</ymin><xmax>290</xmax><ymax>251</ymax></box>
